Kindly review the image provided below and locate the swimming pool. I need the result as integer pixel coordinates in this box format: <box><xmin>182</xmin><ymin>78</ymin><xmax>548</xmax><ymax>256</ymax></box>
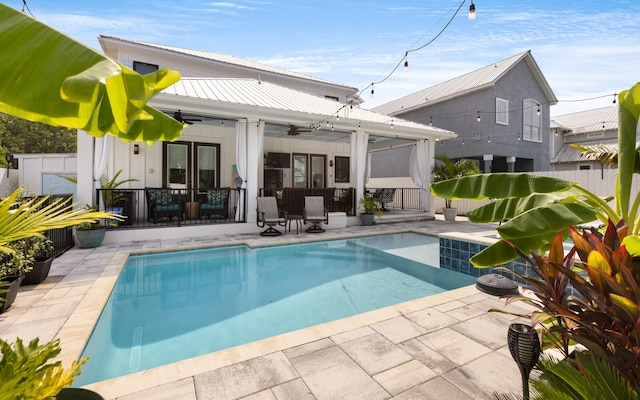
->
<box><xmin>76</xmin><ymin>232</ymin><xmax>476</xmax><ymax>385</ymax></box>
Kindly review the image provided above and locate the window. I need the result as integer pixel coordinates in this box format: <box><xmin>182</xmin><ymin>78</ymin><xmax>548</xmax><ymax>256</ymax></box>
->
<box><xmin>133</xmin><ymin>61</ymin><xmax>159</xmax><ymax>74</ymax></box>
<box><xmin>496</xmin><ymin>98</ymin><xmax>508</xmax><ymax>125</ymax></box>
<box><xmin>579</xmin><ymin>165</ymin><xmax>591</xmax><ymax>170</ymax></box>
<box><xmin>334</xmin><ymin>156</ymin><xmax>350</xmax><ymax>183</ymax></box>
<box><xmin>523</xmin><ymin>99</ymin><xmax>541</xmax><ymax>142</ymax></box>
<box><xmin>324</xmin><ymin>95</ymin><xmax>340</xmax><ymax>102</ymax></box>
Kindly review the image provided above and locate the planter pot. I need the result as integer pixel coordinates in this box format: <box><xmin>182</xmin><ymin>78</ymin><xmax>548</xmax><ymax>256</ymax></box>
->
<box><xmin>75</xmin><ymin>227</ymin><xmax>106</xmax><ymax>248</ymax></box>
<box><xmin>104</xmin><ymin>207</ymin><xmax>124</xmax><ymax>228</ymax></box>
<box><xmin>360</xmin><ymin>213</ymin><xmax>375</xmax><ymax>226</ymax></box>
<box><xmin>1</xmin><ymin>275</ymin><xmax>24</xmax><ymax>313</ymax></box>
<box><xmin>56</xmin><ymin>387</ymin><xmax>105</xmax><ymax>400</ymax></box>
<box><xmin>442</xmin><ymin>207</ymin><xmax>457</xmax><ymax>221</ymax></box>
<box><xmin>22</xmin><ymin>256</ymin><xmax>54</xmax><ymax>285</ymax></box>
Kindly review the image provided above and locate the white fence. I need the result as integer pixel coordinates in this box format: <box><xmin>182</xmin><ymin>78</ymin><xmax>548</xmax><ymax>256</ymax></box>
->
<box><xmin>369</xmin><ymin>170</ymin><xmax>639</xmax><ymax>216</ymax></box>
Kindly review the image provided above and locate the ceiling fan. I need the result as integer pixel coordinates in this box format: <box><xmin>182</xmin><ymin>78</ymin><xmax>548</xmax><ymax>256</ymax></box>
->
<box><xmin>286</xmin><ymin>124</ymin><xmax>312</xmax><ymax>136</ymax></box>
<box><xmin>172</xmin><ymin>110</ymin><xmax>202</xmax><ymax>125</ymax></box>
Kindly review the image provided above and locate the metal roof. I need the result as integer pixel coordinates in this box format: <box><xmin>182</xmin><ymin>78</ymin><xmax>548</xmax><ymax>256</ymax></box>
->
<box><xmin>372</xmin><ymin>51</ymin><xmax>557</xmax><ymax>116</ymax></box>
<box><xmin>154</xmin><ymin>78</ymin><xmax>454</xmax><ymax>146</ymax></box>
<box><xmin>551</xmin><ymin>105</ymin><xmax>618</xmax><ymax>134</ymax></box>
<box><xmin>99</xmin><ymin>35</ymin><xmax>356</xmax><ymax>92</ymax></box>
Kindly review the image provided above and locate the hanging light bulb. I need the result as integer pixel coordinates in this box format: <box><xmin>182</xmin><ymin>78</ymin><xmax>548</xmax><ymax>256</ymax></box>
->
<box><xmin>429</xmin><ymin>116</ymin><xmax>433</xmax><ymax>126</ymax></box>
<box><xmin>613</xmin><ymin>93</ymin><xmax>617</xmax><ymax>104</ymax></box>
<box><xmin>536</xmin><ymin>105</ymin><xmax>541</xmax><ymax>116</ymax></box>
<box><xmin>336</xmin><ymin>114</ymin><xmax>340</xmax><ymax>121</ymax></box>
<box><xmin>468</xmin><ymin>1</ymin><xmax>476</xmax><ymax>20</ymax></box>
<box><xmin>221</xmin><ymin>119</ymin><xmax>224</xmax><ymax>126</ymax></box>
<box><xmin>331</xmin><ymin>124</ymin><xmax>334</xmax><ymax>131</ymax></box>
<box><xmin>404</xmin><ymin>53</ymin><xmax>409</xmax><ymax>72</ymax></box>
<box><xmin>370</xmin><ymin>83</ymin><xmax>375</xmax><ymax>99</ymax></box>
<box><xmin>462</xmin><ymin>139</ymin><xmax>465</xmax><ymax>145</ymax></box>
<box><xmin>390</xmin><ymin>120</ymin><xmax>394</xmax><ymax>129</ymax></box>
<box><xmin>476</xmin><ymin>111</ymin><xmax>481</xmax><ymax>122</ymax></box>
<box><xmin>487</xmin><ymin>136</ymin><xmax>491</xmax><ymax>143</ymax></box>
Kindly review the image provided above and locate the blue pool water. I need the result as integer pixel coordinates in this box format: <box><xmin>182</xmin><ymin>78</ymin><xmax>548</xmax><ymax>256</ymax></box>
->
<box><xmin>76</xmin><ymin>233</ymin><xmax>476</xmax><ymax>385</ymax></box>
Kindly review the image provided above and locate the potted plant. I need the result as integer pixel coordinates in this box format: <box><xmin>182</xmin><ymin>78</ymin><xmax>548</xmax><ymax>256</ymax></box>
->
<box><xmin>358</xmin><ymin>193</ymin><xmax>381</xmax><ymax>226</ymax></box>
<box><xmin>99</xmin><ymin>170</ymin><xmax>137</xmax><ymax>227</ymax></box>
<box><xmin>431</xmin><ymin>153</ymin><xmax>480</xmax><ymax>221</ymax></box>
<box><xmin>74</xmin><ymin>205</ymin><xmax>108</xmax><ymax>248</ymax></box>
<box><xmin>21</xmin><ymin>236</ymin><xmax>55</xmax><ymax>285</ymax></box>
<box><xmin>0</xmin><ymin>239</ymin><xmax>32</xmax><ymax>312</ymax></box>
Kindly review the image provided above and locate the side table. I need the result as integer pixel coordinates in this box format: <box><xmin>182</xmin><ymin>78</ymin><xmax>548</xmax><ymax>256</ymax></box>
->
<box><xmin>287</xmin><ymin>214</ymin><xmax>303</xmax><ymax>234</ymax></box>
<box><xmin>185</xmin><ymin>201</ymin><xmax>199</xmax><ymax>220</ymax></box>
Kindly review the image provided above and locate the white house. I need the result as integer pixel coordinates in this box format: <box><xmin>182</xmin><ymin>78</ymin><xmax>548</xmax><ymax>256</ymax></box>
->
<box><xmin>76</xmin><ymin>37</ymin><xmax>454</xmax><ymax>243</ymax></box>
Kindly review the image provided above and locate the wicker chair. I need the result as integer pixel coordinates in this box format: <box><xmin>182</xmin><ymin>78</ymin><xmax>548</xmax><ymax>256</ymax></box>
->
<box><xmin>145</xmin><ymin>188</ymin><xmax>182</xmax><ymax>224</ymax></box>
<box><xmin>199</xmin><ymin>187</ymin><xmax>230</xmax><ymax>220</ymax></box>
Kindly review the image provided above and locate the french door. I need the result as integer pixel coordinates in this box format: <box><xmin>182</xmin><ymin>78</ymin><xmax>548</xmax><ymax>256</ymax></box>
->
<box><xmin>292</xmin><ymin>153</ymin><xmax>325</xmax><ymax>188</ymax></box>
<box><xmin>163</xmin><ymin>141</ymin><xmax>220</xmax><ymax>190</ymax></box>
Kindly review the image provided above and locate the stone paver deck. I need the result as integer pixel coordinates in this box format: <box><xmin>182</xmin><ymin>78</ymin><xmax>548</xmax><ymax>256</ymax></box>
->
<box><xmin>0</xmin><ymin>217</ymin><xmax>534</xmax><ymax>399</ymax></box>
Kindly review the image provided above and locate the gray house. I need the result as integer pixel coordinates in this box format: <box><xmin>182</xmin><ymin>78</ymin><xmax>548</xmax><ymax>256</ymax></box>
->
<box><xmin>550</xmin><ymin>105</ymin><xmax>622</xmax><ymax>171</ymax></box>
<box><xmin>372</xmin><ymin>51</ymin><xmax>557</xmax><ymax>174</ymax></box>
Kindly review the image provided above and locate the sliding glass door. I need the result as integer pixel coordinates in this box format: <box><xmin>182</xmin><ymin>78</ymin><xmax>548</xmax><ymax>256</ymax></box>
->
<box><xmin>292</xmin><ymin>153</ymin><xmax>325</xmax><ymax>188</ymax></box>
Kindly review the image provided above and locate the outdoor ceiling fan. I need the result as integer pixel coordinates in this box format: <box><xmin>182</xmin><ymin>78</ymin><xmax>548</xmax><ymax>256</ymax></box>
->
<box><xmin>286</xmin><ymin>124</ymin><xmax>312</xmax><ymax>136</ymax></box>
<box><xmin>172</xmin><ymin>110</ymin><xmax>202</xmax><ymax>125</ymax></box>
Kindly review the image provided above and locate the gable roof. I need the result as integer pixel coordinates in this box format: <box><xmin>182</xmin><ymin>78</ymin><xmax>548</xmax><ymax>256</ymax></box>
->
<box><xmin>153</xmin><ymin>78</ymin><xmax>454</xmax><ymax>141</ymax></box>
<box><xmin>373</xmin><ymin>51</ymin><xmax>557</xmax><ymax>116</ymax></box>
<box><xmin>98</xmin><ymin>35</ymin><xmax>358</xmax><ymax>94</ymax></box>
<box><xmin>551</xmin><ymin>105</ymin><xmax>618</xmax><ymax>134</ymax></box>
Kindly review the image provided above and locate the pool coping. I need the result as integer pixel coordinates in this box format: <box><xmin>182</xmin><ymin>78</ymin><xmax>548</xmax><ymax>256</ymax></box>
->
<box><xmin>49</xmin><ymin>224</ymin><xmax>502</xmax><ymax>398</ymax></box>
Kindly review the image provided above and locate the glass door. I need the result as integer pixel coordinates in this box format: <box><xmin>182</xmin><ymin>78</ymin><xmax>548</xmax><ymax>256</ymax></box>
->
<box><xmin>311</xmin><ymin>155</ymin><xmax>325</xmax><ymax>188</ymax></box>
<box><xmin>293</xmin><ymin>154</ymin><xmax>307</xmax><ymax>188</ymax></box>
<box><xmin>166</xmin><ymin>142</ymin><xmax>189</xmax><ymax>189</ymax></box>
<box><xmin>164</xmin><ymin>142</ymin><xmax>220</xmax><ymax>190</ymax></box>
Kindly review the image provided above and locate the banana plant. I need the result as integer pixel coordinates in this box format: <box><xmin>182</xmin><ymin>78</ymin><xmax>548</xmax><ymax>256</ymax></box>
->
<box><xmin>431</xmin><ymin>82</ymin><xmax>640</xmax><ymax>267</ymax></box>
<box><xmin>0</xmin><ymin>4</ymin><xmax>183</xmax><ymax>143</ymax></box>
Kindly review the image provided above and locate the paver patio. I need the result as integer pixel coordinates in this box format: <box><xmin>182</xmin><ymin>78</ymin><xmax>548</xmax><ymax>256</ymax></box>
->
<box><xmin>0</xmin><ymin>217</ymin><xmax>536</xmax><ymax>399</ymax></box>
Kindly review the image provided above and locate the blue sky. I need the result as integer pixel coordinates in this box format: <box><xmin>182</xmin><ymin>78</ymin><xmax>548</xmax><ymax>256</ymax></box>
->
<box><xmin>12</xmin><ymin>0</ymin><xmax>640</xmax><ymax>115</ymax></box>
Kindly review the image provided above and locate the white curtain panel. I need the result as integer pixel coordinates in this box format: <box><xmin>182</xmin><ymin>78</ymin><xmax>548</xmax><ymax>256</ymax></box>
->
<box><xmin>410</xmin><ymin>140</ymin><xmax>429</xmax><ymax>210</ymax></box>
<box><xmin>93</xmin><ymin>137</ymin><xmax>110</xmax><ymax>205</ymax></box>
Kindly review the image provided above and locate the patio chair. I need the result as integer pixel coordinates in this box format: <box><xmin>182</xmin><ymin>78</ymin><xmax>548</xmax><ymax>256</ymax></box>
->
<box><xmin>257</xmin><ymin>196</ymin><xmax>287</xmax><ymax>236</ymax></box>
<box><xmin>199</xmin><ymin>187</ymin><xmax>230</xmax><ymax>220</ymax></box>
<box><xmin>303</xmin><ymin>196</ymin><xmax>328</xmax><ymax>233</ymax></box>
<box><xmin>145</xmin><ymin>188</ymin><xmax>182</xmax><ymax>224</ymax></box>
<box><xmin>372</xmin><ymin>188</ymin><xmax>396</xmax><ymax>211</ymax></box>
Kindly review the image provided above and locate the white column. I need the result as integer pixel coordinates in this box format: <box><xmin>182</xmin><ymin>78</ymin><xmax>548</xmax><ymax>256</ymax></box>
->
<box><xmin>426</xmin><ymin>139</ymin><xmax>435</xmax><ymax>213</ymax></box>
<box><xmin>483</xmin><ymin>154</ymin><xmax>493</xmax><ymax>173</ymax></box>
<box><xmin>77</xmin><ymin>131</ymin><xmax>94</xmax><ymax>208</ymax></box>
<box><xmin>506</xmin><ymin>156</ymin><xmax>516</xmax><ymax>173</ymax></box>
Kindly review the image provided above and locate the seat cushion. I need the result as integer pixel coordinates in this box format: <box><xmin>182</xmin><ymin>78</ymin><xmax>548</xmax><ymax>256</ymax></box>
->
<box><xmin>201</xmin><ymin>204</ymin><xmax>224</xmax><ymax>210</ymax></box>
<box><xmin>156</xmin><ymin>204</ymin><xmax>179</xmax><ymax>211</ymax></box>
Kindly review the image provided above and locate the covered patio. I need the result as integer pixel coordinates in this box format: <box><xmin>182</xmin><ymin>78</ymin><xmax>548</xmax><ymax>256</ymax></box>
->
<box><xmin>75</xmin><ymin>78</ymin><xmax>454</xmax><ymax>244</ymax></box>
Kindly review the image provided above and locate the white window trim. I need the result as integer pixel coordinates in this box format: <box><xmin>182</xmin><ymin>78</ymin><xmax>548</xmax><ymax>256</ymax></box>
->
<box><xmin>522</xmin><ymin>99</ymin><xmax>542</xmax><ymax>143</ymax></box>
<box><xmin>496</xmin><ymin>98</ymin><xmax>508</xmax><ymax>126</ymax></box>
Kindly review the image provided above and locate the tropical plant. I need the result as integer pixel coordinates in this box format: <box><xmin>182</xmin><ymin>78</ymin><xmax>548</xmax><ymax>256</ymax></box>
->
<box><xmin>492</xmin><ymin>220</ymin><xmax>639</xmax><ymax>390</ymax></box>
<box><xmin>0</xmin><ymin>4</ymin><xmax>183</xmax><ymax>143</ymax></box>
<box><xmin>431</xmin><ymin>153</ymin><xmax>480</xmax><ymax>208</ymax></box>
<box><xmin>494</xmin><ymin>353</ymin><xmax>638</xmax><ymax>400</ymax></box>
<box><xmin>358</xmin><ymin>193</ymin><xmax>381</xmax><ymax>215</ymax></box>
<box><xmin>0</xmin><ymin>337</ymin><xmax>87</xmax><ymax>400</ymax></box>
<box><xmin>0</xmin><ymin>236</ymin><xmax>52</xmax><ymax>278</ymax></box>
<box><xmin>0</xmin><ymin>189</ymin><xmax>117</xmax><ymax>254</ymax></box>
<box><xmin>99</xmin><ymin>170</ymin><xmax>138</xmax><ymax>208</ymax></box>
<box><xmin>431</xmin><ymin>82</ymin><xmax>640</xmax><ymax>267</ymax></box>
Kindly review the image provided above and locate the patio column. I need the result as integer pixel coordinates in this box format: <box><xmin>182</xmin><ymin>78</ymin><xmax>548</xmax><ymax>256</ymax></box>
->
<box><xmin>351</xmin><ymin>129</ymin><xmax>369</xmax><ymax>206</ymax></box>
<box><xmin>77</xmin><ymin>131</ymin><xmax>97</xmax><ymax>207</ymax></box>
<box><xmin>245</xmin><ymin>119</ymin><xmax>264</xmax><ymax>223</ymax></box>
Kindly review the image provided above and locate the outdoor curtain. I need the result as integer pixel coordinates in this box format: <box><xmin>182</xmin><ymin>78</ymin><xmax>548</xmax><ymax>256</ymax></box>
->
<box><xmin>93</xmin><ymin>136</ymin><xmax>110</xmax><ymax>205</ymax></box>
<box><xmin>410</xmin><ymin>140</ymin><xmax>429</xmax><ymax>211</ymax></box>
<box><xmin>235</xmin><ymin>120</ymin><xmax>247</xmax><ymax>221</ymax></box>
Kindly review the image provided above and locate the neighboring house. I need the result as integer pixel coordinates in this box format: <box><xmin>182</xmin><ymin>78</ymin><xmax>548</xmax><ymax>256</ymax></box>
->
<box><xmin>550</xmin><ymin>105</ymin><xmax>630</xmax><ymax>171</ymax></box>
<box><xmin>372</xmin><ymin>51</ymin><xmax>557</xmax><ymax>174</ymax></box>
<box><xmin>13</xmin><ymin>153</ymin><xmax>77</xmax><ymax>197</ymax></box>
<box><xmin>75</xmin><ymin>37</ymin><xmax>454</xmax><ymax>243</ymax></box>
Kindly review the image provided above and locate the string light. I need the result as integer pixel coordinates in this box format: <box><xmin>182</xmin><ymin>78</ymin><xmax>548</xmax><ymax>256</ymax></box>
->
<box><xmin>390</xmin><ymin>120</ymin><xmax>394</xmax><ymax>129</ymax></box>
<box><xmin>370</xmin><ymin>83</ymin><xmax>375</xmax><ymax>99</ymax></box>
<box><xmin>404</xmin><ymin>53</ymin><xmax>409</xmax><ymax>72</ymax></box>
<box><xmin>476</xmin><ymin>111</ymin><xmax>481</xmax><ymax>122</ymax></box>
<box><xmin>536</xmin><ymin>105</ymin><xmax>541</xmax><ymax>116</ymax></box>
<box><xmin>487</xmin><ymin>136</ymin><xmax>491</xmax><ymax>143</ymax></box>
<box><xmin>468</xmin><ymin>0</ymin><xmax>476</xmax><ymax>20</ymax></box>
<box><xmin>613</xmin><ymin>93</ymin><xmax>617</xmax><ymax>104</ymax></box>
<box><xmin>429</xmin><ymin>116</ymin><xmax>433</xmax><ymax>126</ymax></box>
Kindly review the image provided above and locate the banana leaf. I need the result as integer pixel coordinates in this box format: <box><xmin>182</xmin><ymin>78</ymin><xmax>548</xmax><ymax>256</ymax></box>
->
<box><xmin>430</xmin><ymin>173</ymin><xmax>575</xmax><ymax>201</ymax></box>
<box><xmin>0</xmin><ymin>4</ymin><xmax>183</xmax><ymax>142</ymax></box>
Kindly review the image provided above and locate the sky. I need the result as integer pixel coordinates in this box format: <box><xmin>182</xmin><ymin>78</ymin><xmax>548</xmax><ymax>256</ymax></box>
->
<box><xmin>11</xmin><ymin>0</ymin><xmax>640</xmax><ymax>116</ymax></box>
